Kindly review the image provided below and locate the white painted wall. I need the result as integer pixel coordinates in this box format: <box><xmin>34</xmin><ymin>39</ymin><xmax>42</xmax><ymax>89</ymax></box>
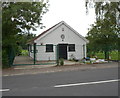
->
<box><xmin>31</xmin><ymin>23</ymin><xmax>87</xmax><ymax>61</ymax></box>
<box><xmin>36</xmin><ymin>45</ymin><xmax>56</xmax><ymax>61</ymax></box>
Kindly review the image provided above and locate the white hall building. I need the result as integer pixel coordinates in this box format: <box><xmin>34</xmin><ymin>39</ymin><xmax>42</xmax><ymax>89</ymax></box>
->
<box><xmin>28</xmin><ymin>21</ymin><xmax>89</xmax><ymax>61</ymax></box>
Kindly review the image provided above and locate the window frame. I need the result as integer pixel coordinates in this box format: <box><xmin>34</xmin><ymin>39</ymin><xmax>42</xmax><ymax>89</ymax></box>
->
<box><xmin>46</xmin><ymin>44</ymin><xmax>54</xmax><ymax>52</ymax></box>
<box><xmin>68</xmin><ymin>44</ymin><xmax>75</xmax><ymax>52</ymax></box>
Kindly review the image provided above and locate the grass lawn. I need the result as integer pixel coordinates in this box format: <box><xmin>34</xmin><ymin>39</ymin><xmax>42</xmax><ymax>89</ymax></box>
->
<box><xmin>95</xmin><ymin>50</ymin><xmax>118</xmax><ymax>60</ymax></box>
<box><xmin>21</xmin><ymin>50</ymin><xmax>118</xmax><ymax>60</ymax></box>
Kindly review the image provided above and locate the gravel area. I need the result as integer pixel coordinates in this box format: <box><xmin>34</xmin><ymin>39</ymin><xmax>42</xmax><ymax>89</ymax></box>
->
<box><xmin>2</xmin><ymin>62</ymin><xmax>118</xmax><ymax>76</ymax></box>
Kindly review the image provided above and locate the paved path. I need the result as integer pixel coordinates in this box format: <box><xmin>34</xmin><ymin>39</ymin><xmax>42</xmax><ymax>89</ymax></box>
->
<box><xmin>13</xmin><ymin>56</ymin><xmax>57</xmax><ymax>65</ymax></box>
<box><xmin>2</xmin><ymin>67</ymin><xmax>118</xmax><ymax>96</ymax></box>
<box><xmin>2</xmin><ymin>62</ymin><xmax>118</xmax><ymax>76</ymax></box>
<box><xmin>13</xmin><ymin>56</ymin><xmax>34</xmax><ymax>65</ymax></box>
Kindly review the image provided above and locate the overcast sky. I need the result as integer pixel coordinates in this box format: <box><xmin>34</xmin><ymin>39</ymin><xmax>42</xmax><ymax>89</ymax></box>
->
<box><xmin>32</xmin><ymin>0</ymin><xmax>96</xmax><ymax>37</ymax></box>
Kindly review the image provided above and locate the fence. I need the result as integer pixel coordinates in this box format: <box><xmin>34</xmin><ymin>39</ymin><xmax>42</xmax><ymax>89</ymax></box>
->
<box><xmin>13</xmin><ymin>44</ymin><xmax>87</xmax><ymax>66</ymax></box>
<box><xmin>13</xmin><ymin>44</ymin><xmax>59</xmax><ymax>66</ymax></box>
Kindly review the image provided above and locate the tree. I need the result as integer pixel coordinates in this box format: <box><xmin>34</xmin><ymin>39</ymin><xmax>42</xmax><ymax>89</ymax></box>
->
<box><xmin>2</xmin><ymin>1</ymin><xmax>49</xmax><ymax>68</ymax></box>
<box><xmin>15</xmin><ymin>33</ymin><xmax>36</xmax><ymax>56</ymax></box>
<box><xmin>16</xmin><ymin>33</ymin><xmax>36</xmax><ymax>49</ymax></box>
<box><xmin>86</xmin><ymin>1</ymin><xmax>120</xmax><ymax>60</ymax></box>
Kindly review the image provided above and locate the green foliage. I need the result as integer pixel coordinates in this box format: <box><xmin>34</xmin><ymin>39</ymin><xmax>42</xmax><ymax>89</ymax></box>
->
<box><xmin>2</xmin><ymin>50</ymin><xmax>9</xmax><ymax>68</ymax></box>
<box><xmin>109</xmin><ymin>51</ymin><xmax>118</xmax><ymax>60</ymax></box>
<box><xmin>2</xmin><ymin>2</ymin><xmax>49</xmax><ymax>68</ymax></box>
<box><xmin>2</xmin><ymin>45</ymin><xmax>16</xmax><ymax>68</ymax></box>
<box><xmin>94</xmin><ymin>51</ymin><xmax>118</xmax><ymax>60</ymax></box>
<box><xmin>21</xmin><ymin>50</ymin><xmax>28</xmax><ymax>56</ymax></box>
<box><xmin>86</xmin><ymin>2</ymin><xmax>119</xmax><ymax>60</ymax></box>
<box><xmin>16</xmin><ymin>46</ymin><xmax>22</xmax><ymax>56</ymax></box>
<box><xmin>16</xmin><ymin>33</ymin><xmax>36</xmax><ymax>49</ymax></box>
<box><xmin>2</xmin><ymin>2</ymin><xmax>49</xmax><ymax>32</ymax></box>
<box><xmin>95</xmin><ymin>52</ymin><xmax>105</xmax><ymax>59</ymax></box>
<box><xmin>59</xmin><ymin>58</ymin><xmax>64</xmax><ymax>66</ymax></box>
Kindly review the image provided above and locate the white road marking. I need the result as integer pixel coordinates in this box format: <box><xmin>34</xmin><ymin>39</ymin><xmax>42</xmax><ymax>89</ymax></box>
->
<box><xmin>0</xmin><ymin>89</ymin><xmax>10</xmax><ymax>92</ymax></box>
<box><xmin>54</xmin><ymin>79</ymin><xmax>120</xmax><ymax>88</ymax></box>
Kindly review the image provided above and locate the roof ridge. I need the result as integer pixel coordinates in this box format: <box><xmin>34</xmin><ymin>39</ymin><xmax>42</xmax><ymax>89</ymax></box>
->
<box><xmin>27</xmin><ymin>21</ymin><xmax>63</xmax><ymax>44</ymax></box>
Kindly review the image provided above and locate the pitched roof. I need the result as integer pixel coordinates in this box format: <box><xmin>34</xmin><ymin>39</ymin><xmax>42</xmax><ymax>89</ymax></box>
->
<box><xmin>27</xmin><ymin>21</ymin><xmax>89</xmax><ymax>44</ymax></box>
<box><xmin>27</xmin><ymin>21</ymin><xmax>62</xmax><ymax>44</ymax></box>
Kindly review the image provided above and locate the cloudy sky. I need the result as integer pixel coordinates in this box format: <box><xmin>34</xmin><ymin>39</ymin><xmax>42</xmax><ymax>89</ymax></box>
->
<box><xmin>32</xmin><ymin>0</ymin><xmax>96</xmax><ymax>37</ymax></box>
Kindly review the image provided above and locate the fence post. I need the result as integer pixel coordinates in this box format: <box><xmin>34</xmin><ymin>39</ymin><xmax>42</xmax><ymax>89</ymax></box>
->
<box><xmin>56</xmin><ymin>45</ymin><xmax>59</xmax><ymax>65</ymax></box>
<box><xmin>33</xmin><ymin>43</ymin><xmax>36</xmax><ymax>65</ymax></box>
<box><xmin>8</xmin><ymin>45</ymin><xmax>15</xmax><ymax>66</ymax></box>
<box><xmin>27</xmin><ymin>44</ymin><xmax>30</xmax><ymax>56</ymax></box>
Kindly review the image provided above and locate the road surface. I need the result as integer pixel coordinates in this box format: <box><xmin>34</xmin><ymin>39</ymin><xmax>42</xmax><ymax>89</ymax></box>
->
<box><xmin>2</xmin><ymin>67</ymin><xmax>119</xmax><ymax>96</ymax></box>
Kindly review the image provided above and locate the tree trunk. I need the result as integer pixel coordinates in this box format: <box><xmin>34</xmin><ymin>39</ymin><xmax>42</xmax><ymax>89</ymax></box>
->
<box><xmin>104</xmin><ymin>51</ymin><xmax>109</xmax><ymax>60</ymax></box>
<box><xmin>105</xmin><ymin>51</ymin><xmax>107</xmax><ymax>60</ymax></box>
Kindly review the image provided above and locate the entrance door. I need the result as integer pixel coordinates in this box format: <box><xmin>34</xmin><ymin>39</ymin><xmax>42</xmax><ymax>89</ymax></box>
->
<box><xmin>58</xmin><ymin>44</ymin><xmax>68</xmax><ymax>59</ymax></box>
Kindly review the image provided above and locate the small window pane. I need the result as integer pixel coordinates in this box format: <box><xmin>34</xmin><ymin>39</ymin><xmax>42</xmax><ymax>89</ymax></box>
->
<box><xmin>46</xmin><ymin>44</ymin><xmax>53</xmax><ymax>52</ymax></box>
<box><xmin>69</xmin><ymin>44</ymin><xmax>75</xmax><ymax>51</ymax></box>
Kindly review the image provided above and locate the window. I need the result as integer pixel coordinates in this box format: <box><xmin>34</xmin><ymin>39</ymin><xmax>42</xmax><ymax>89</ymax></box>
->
<box><xmin>68</xmin><ymin>44</ymin><xmax>75</xmax><ymax>52</ymax></box>
<box><xmin>46</xmin><ymin>44</ymin><xmax>53</xmax><ymax>52</ymax></box>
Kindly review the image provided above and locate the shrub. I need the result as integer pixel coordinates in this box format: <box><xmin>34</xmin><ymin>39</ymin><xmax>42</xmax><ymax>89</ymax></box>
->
<box><xmin>2</xmin><ymin>50</ymin><xmax>10</xmax><ymax>68</ymax></box>
<box><xmin>16</xmin><ymin>46</ymin><xmax>22</xmax><ymax>56</ymax></box>
<box><xmin>21</xmin><ymin>50</ymin><xmax>28</xmax><ymax>56</ymax></box>
<box><xmin>59</xmin><ymin>58</ymin><xmax>64</xmax><ymax>66</ymax></box>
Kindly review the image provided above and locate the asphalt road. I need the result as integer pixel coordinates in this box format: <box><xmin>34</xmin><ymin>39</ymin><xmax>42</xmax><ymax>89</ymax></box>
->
<box><xmin>2</xmin><ymin>67</ymin><xmax>119</xmax><ymax>96</ymax></box>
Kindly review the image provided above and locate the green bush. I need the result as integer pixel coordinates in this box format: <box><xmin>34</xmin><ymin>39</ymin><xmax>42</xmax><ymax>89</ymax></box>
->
<box><xmin>96</xmin><ymin>52</ymin><xmax>105</xmax><ymax>59</ymax></box>
<box><xmin>59</xmin><ymin>58</ymin><xmax>64</xmax><ymax>66</ymax></box>
<box><xmin>21</xmin><ymin>50</ymin><xmax>28</xmax><ymax>56</ymax></box>
<box><xmin>2</xmin><ymin>50</ymin><xmax>10</xmax><ymax>68</ymax></box>
<box><xmin>109</xmin><ymin>51</ymin><xmax>118</xmax><ymax>60</ymax></box>
<box><xmin>16</xmin><ymin>46</ymin><xmax>22</xmax><ymax>56</ymax></box>
<box><xmin>94</xmin><ymin>51</ymin><xmax>118</xmax><ymax>60</ymax></box>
